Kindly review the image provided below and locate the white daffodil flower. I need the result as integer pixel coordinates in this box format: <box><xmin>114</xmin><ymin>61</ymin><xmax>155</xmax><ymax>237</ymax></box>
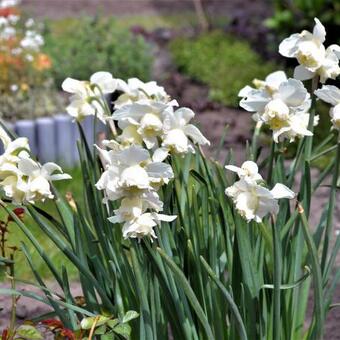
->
<box><xmin>117</xmin><ymin>125</ymin><xmax>143</xmax><ymax>146</ymax></box>
<box><xmin>108</xmin><ymin>192</ymin><xmax>164</xmax><ymax>224</ymax></box>
<box><xmin>239</xmin><ymin>76</ymin><xmax>314</xmax><ymax>142</ymax></box>
<box><xmin>226</xmin><ymin>178</ymin><xmax>295</xmax><ymax>223</ymax></box>
<box><xmin>238</xmin><ymin>71</ymin><xmax>287</xmax><ymax>113</ymax></box>
<box><xmin>153</xmin><ymin>107</ymin><xmax>210</xmax><ymax>161</ymax></box>
<box><xmin>122</xmin><ymin>212</ymin><xmax>176</xmax><ymax>240</ymax></box>
<box><xmin>114</xmin><ymin>77</ymin><xmax>171</xmax><ymax>109</ymax></box>
<box><xmin>315</xmin><ymin>85</ymin><xmax>340</xmax><ymax>130</ymax></box>
<box><xmin>239</xmin><ymin>77</ymin><xmax>310</xmax><ymax>118</ymax></box>
<box><xmin>62</xmin><ymin>71</ymin><xmax>117</xmax><ymax>122</ymax></box>
<box><xmin>18</xmin><ymin>158</ymin><xmax>71</xmax><ymax>203</ymax></box>
<box><xmin>279</xmin><ymin>18</ymin><xmax>340</xmax><ymax>83</ymax></box>
<box><xmin>261</xmin><ymin>98</ymin><xmax>315</xmax><ymax>143</ymax></box>
<box><xmin>0</xmin><ymin>163</ymin><xmax>27</xmax><ymax>204</ymax></box>
<box><xmin>225</xmin><ymin>161</ymin><xmax>263</xmax><ymax>182</ymax></box>
<box><xmin>96</xmin><ymin>145</ymin><xmax>173</xmax><ymax>202</ymax></box>
<box><xmin>112</xmin><ymin>101</ymin><xmax>171</xmax><ymax>149</ymax></box>
<box><xmin>0</xmin><ymin>137</ymin><xmax>30</xmax><ymax>165</ymax></box>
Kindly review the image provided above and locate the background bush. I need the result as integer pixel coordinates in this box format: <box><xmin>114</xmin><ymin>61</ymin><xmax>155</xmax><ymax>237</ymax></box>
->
<box><xmin>43</xmin><ymin>16</ymin><xmax>152</xmax><ymax>87</ymax></box>
<box><xmin>265</xmin><ymin>0</ymin><xmax>339</xmax><ymax>46</ymax></box>
<box><xmin>170</xmin><ymin>31</ymin><xmax>277</xmax><ymax>107</ymax></box>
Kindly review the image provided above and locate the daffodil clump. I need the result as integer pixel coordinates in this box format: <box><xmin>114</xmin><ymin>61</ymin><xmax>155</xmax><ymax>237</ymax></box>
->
<box><xmin>1</xmin><ymin>17</ymin><xmax>340</xmax><ymax>340</ymax></box>
<box><xmin>0</xmin><ymin>126</ymin><xmax>71</xmax><ymax>204</ymax></box>
<box><xmin>62</xmin><ymin>73</ymin><xmax>210</xmax><ymax>240</ymax></box>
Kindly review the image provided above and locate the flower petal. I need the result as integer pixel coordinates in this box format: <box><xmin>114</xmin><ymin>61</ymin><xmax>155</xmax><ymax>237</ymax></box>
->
<box><xmin>183</xmin><ymin>124</ymin><xmax>210</xmax><ymax>145</ymax></box>
<box><xmin>313</xmin><ymin>18</ymin><xmax>326</xmax><ymax>43</ymax></box>
<box><xmin>293</xmin><ymin>65</ymin><xmax>315</xmax><ymax>81</ymax></box>
<box><xmin>270</xmin><ymin>183</ymin><xmax>295</xmax><ymax>199</ymax></box>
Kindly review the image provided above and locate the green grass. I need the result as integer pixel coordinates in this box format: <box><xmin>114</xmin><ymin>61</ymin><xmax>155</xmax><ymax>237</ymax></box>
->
<box><xmin>3</xmin><ymin>168</ymin><xmax>84</xmax><ymax>280</ymax></box>
<box><xmin>170</xmin><ymin>31</ymin><xmax>278</xmax><ymax>107</ymax></box>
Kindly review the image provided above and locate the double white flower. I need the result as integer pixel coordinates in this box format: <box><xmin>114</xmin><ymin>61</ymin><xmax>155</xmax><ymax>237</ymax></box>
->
<box><xmin>239</xmin><ymin>71</ymin><xmax>317</xmax><ymax>142</ymax></box>
<box><xmin>0</xmin><ymin>127</ymin><xmax>71</xmax><ymax>204</ymax></box>
<box><xmin>96</xmin><ymin>143</ymin><xmax>176</xmax><ymax>240</ymax></box>
<box><xmin>62</xmin><ymin>72</ymin><xmax>117</xmax><ymax>122</ymax></box>
<box><xmin>111</xmin><ymin>78</ymin><xmax>209</xmax><ymax>159</ymax></box>
<box><xmin>279</xmin><ymin>18</ymin><xmax>340</xmax><ymax>83</ymax></box>
<box><xmin>225</xmin><ymin>161</ymin><xmax>295</xmax><ymax>222</ymax></box>
<box><xmin>114</xmin><ymin>77</ymin><xmax>171</xmax><ymax>109</ymax></box>
<box><xmin>315</xmin><ymin>85</ymin><xmax>340</xmax><ymax>131</ymax></box>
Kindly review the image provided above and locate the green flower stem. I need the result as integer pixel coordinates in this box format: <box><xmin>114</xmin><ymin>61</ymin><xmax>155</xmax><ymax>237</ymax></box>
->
<box><xmin>310</xmin><ymin>144</ymin><xmax>337</xmax><ymax>162</ymax></box>
<box><xmin>251</xmin><ymin>121</ymin><xmax>263</xmax><ymax>161</ymax></box>
<box><xmin>271</xmin><ymin>217</ymin><xmax>282</xmax><ymax>340</ymax></box>
<box><xmin>9</xmin><ymin>254</ymin><xmax>17</xmax><ymax>337</ymax></box>
<box><xmin>321</xmin><ymin>135</ymin><xmax>340</xmax><ymax>272</ymax></box>
<box><xmin>267</xmin><ymin>141</ymin><xmax>275</xmax><ymax>185</ymax></box>
<box><xmin>298</xmin><ymin>204</ymin><xmax>324</xmax><ymax>339</ymax></box>
<box><xmin>305</xmin><ymin>76</ymin><xmax>319</xmax><ymax>160</ymax></box>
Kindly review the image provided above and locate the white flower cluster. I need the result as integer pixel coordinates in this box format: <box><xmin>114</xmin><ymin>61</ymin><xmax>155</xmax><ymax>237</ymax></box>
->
<box><xmin>106</xmin><ymin>77</ymin><xmax>209</xmax><ymax>240</ymax></box>
<box><xmin>225</xmin><ymin>161</ymin><xmax>295</xmax><ymax>222</ymax></box>
<box><xmin>238</xmin><ymin>71</ymin><xmax>318</xmax><ymax>142</ymax></box>
<box><xmin>62</xmin><ymin>73</ymin><xmax>209</xmax><ymax>240</ymax></box>
<box><xmin>95</xmin><ymin>141</ymin><xmax>176</xmax><ymax>240</ymax></box>
<box><xmin>315</xmin><ymin>85</ymin><xmax>340</xmax><ymax>131</ymax></box>
<box><xmin>62</xmin><ymin>72</ymin><xmax>117</xmax><ymax>122</ymax></box>
<box><xmin>112</xmin><ymin>77</ymin><xmax>210</xmax><ymax>161</ymax></box>
<box><xmin>0</xmin><ymin>126</ymin><xmax>71</xmax><ymax>204</ymax></box>
<box><xmin>279</xmin><ymin>18</ymin><xmax>340</xmax><ymax>83</ymax></box>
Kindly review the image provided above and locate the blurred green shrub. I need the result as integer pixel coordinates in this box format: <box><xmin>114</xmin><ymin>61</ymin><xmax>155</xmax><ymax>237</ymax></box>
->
<box><xmin>265</xmin><ymin>0</ymin><xmax>339</xmax><ymax>44</ymax></box>
<box><xmin>170</xmin><ymin>31</ymin><xmax>276</xmax><ymax>107</ymax></box>
<box><xmin>43</xmin><ymin>17</ymin><xmax>152</xmax><ymax>87</ymax></box>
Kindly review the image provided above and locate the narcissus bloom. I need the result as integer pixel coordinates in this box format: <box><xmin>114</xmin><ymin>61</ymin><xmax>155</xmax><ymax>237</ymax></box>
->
<box><xmin>279</xmin><ymin>18</ymin><xmax>340</xmax><ymax>83</ymax></box>
<box><xmin>18</xmin><ymin>158</ymin><xmax>71</xmax><ymax>203</ymax></box>
<box><xmin>122</xmin><ymin>212</ymin><xmax>176</xmax><ymax>240</ymax></box>
<box><xmin>114</xmin><ymin>77</ymin><xmax>171</xmax><ymax>109</ymax></box>
<box><xmin>315</xmin><ymin>85</ymin><xmax>340</xmax><ymax>131</ymax></box>
<box><xmin>153</xmin><ymin>107</ymin><xmax>210</xmax><ymax>161</ymax></box>
<box><xmin>225</xmin><ymin>161</ymin><xmax>263</xmax><ymax>182</ymax></box>
<box><xmin>112</xmin><ymin>101</ymin><xmax>173</xmax><ymax>149</ymax></box>
<box><xmin>96</xmin><ymin>144</ymin><xmax>173</xmax><ymax>202</ymax></box>
<box><xmin>0</xmin><ymin>128</ymin><xmax>70</xmax><ymax>204</ymax></box>
<box><xmin>225</xmin><ymin>161</ymin><xmax>295</xmax><ymax>222</ymax></box>
<box><xmin>96</xmin><ymin>143</ymin><xmax>176</xmax><ymax>240</ymax></box>
<box><xmin>239</xmin><ymin>74</ymin><xmax>315</xmax><ymax>142</ymax></box>
<box><xmin>62</xmin><ymin>71</ymin><xmax>117</xmax><ymax>122</ymax></box>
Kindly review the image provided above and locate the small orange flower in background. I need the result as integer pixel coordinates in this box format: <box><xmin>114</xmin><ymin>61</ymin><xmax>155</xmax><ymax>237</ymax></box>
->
<box><xmin>0</xmin><ymin>6</ymin><xmax>19</xmax><ymax>17</ymax></box>
<box><xmin>34</xmin><ymin>53</ymin><xmax>52</xmax><ymax>71</ymax></box>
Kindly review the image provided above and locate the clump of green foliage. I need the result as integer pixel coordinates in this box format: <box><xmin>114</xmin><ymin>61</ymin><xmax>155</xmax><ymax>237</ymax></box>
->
<box><xmin>43</xmin><ymin>17</ymin><xmax>152</xmax><ymax>87</ymax></box>
<box><xmin>265</xmin><ymin>0</ymin><xmax>339</xmax><ymax>45</ymax></box>
<box><xmin>170</xmin><ymin>31</ymin><xmax>277</xmax><ymax>107</ymax></box>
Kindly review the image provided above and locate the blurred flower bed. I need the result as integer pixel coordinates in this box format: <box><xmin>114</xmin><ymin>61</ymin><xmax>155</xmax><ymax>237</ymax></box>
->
<box><xmin>0</xmin><ymin>0</ymin><xmax>60</xmax><ymax>121</ymax></box>
<box><xmin>0</xmin><ymin>2</ymin><xmax>153</xmax><ymax>122</ymax></box>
